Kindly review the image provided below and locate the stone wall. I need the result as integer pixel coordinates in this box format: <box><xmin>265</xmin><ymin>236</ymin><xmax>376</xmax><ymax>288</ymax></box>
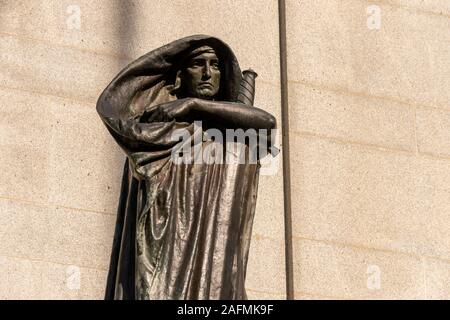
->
<box><xmin>0</xmin><ymin>0</ymin><xmax>448</xmax><ymax>299</ymax></box>
<box><xmin>287</xmin><ymin>0</ymin><xmax>450</xmax><ymax>299</ymax></box>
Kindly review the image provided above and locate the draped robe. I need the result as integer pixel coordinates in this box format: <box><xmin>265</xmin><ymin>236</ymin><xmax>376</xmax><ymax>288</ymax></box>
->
<box><xmin>97</xmin><ymin>35</ymin><xmax>265</xmax><ymax>300</ymax></box>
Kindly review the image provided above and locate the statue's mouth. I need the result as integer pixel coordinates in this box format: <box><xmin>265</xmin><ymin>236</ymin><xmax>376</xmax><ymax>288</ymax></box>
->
<box><xmin>198</xmin><ymin>82</ymin><xmax>213</xmax><ymax>88</ymax></box>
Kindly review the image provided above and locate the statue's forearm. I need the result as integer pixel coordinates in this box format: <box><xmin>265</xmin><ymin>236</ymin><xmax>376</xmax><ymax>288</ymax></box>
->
<box><xmin>192</xmin><ymin>100</ymin><xmax>276</xmax><ymax>130</ymax></box>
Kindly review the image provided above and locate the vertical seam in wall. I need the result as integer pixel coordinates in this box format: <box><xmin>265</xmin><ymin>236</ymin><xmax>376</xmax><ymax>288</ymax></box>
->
<box><xmin>278</xmin><ymin>0</ymin><xmax>295</xmax><ymax>300</ymax></box>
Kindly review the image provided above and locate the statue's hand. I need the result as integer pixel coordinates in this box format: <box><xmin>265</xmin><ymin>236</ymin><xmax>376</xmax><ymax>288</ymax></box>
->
<box><xmin>147</xmin><ymin>98</ymin><xmax>196</xmax><ymax>122</ymax></box>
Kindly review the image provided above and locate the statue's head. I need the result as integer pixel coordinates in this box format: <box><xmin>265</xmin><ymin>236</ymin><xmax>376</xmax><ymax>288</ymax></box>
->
<box><xmin>174</xmin><ymin>45</ymin><xmax>221</xmax><ymax>100</ymax></box>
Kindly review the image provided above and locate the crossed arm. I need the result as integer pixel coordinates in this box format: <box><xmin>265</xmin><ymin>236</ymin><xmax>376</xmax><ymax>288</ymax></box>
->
<box><xmin>144</xmin><ymin>98</ymin><xmax>276</xmax><ymax>131</ymax></box>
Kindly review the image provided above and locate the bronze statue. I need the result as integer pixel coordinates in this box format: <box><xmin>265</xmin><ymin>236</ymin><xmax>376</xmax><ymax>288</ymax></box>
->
<box><xmin>97</xmin><ymin>35</ymin><xmax>276</xmax><ymax>300</ymax></box>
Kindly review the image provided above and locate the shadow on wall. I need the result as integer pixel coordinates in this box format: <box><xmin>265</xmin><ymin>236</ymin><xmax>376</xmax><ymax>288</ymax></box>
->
<box><xmin>116</xmin><ymin>0</ymin><xmax>137</xmax><ymax>60</ymax></box>
<box><xmin>104</xmin><ymin>0</ymin><xmax>139</xmax><ymax>204</ymax></box>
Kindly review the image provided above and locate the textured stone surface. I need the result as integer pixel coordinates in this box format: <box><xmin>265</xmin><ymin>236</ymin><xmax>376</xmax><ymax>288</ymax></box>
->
<box><xmin>246</xmin><ymin>238</ymin><xmax>286</xmax><ymax>296</ymax></box>
<box><xmin>252</xmin><ymin>86</ymin><xmax>284</xmax><ymax>242</ymax></box>
<box><xmin>389</xmin><ymin>0</ymin><xmax>450</xmax><ymax>15</ymax></box>
<box><xmin>0</xmin><ymin>87</ymin><xmax>124</xmax><ymax>213</ymax></box>
<box><xmin>246</xmin><ymin>290</ymin><xmax>286</xmax><ymax>300</ymax></box>
<box><xmin>47</xmin><ymin>99</ymin><xmax>124</xmax><ymax>213</ymax></box>
<box><xmin>286</xmin><ymin>0</ymin><xmax>450</xmax><ymax>109</ymax></box>
<box><xmin>0</xmin><ymin>34</ymin><xmax>127</xmax><ymax>103</ymax></box>
<box><xmin>291</xmin><ymin>135</ymin><xmax>450</xmax><ymax>260</ymax></box>
<box><xmin>293</xmin><ymin>238</ymin><xmax>426</xmax><ymax>299</ymax></box>
<box><xmin>289</xmin><ymin>83</ymin><xmax>416</xmax><ymax>151</ymax></box>
<box><xmin>287</xmin><ymin>0</ymin><xmax>450</xmax><ymax>300</ymax></box>
<box><xmin>0</xmin><ymin>199</ymin><xmax>116</xmax><ymax>269</ymax></box>
<box><xmin>0</xmin><ymin>0</ymin><xmax>280</xmax><ymax>87</ymax></box>
<box><xmin>0</xmin><ymin>88</ymin><xmax>52</xmax><ymax>203</ymax></box>
<box><xmin>416</xmin><ymin>107</ymin><xmax>450</xmax><ymax>158</ymax></box>
<box><xmin>425</xmin><ymin>258</ymin><xmax>450</xmax><ymax>299</ymax></box>
<box><xmin>0</xmin><ymin>255</ymin><xmax>106</xmax><ymax>299</ymax></box>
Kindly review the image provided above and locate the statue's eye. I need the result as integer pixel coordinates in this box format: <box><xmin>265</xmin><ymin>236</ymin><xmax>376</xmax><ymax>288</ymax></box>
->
<box><xmin>190</xmin><ymin>60</ymin><xmax>203</xmax><ymax>67</ymax></box>
<box><xmin>212</xmin><ymin>62</ymin><xmax>220</xmax><ymax>69</ymax></box>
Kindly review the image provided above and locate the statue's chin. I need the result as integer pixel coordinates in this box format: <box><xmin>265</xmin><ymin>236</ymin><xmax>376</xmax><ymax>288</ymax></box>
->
<box><xmin>195</xmin><ymin>88</ymin><xmax>217</xmax><ymax>100</ymax></box>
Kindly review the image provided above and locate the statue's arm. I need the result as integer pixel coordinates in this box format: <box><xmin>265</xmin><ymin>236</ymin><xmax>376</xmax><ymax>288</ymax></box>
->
<box><xmin>192</xmin><ymin>99</ymin><xmax>276</xmax><ymax>130</ymax></box>
<box><xmin>145</xmin><ymin>98</ymin><xmax>276</xmax><ymax>130</ymax></box>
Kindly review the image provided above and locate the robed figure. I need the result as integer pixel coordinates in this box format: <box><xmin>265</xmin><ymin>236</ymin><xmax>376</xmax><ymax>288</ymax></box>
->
<box><xmin>97</xmin><ymin>35</ymin><xmax>276</xmax><ymax>300</ymax></box>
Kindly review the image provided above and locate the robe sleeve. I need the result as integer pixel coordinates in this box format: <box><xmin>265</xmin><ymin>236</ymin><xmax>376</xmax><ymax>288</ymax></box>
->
<box><xmin>95</xmin><ymin>43</ymin><xmax>199</xmax><ymax>179</ymax></box>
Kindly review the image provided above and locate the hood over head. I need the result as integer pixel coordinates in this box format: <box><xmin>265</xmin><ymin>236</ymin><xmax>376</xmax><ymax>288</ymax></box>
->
<box><xmin>97</xmin><ymin>35</ymin><xmax>242</xmax><ymax>121</ymax></box>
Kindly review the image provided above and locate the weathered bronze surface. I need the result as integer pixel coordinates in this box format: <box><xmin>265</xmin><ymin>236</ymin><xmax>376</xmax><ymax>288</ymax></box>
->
<box><xmin>97</xmin><ymin>35</ymin><xmax>276</xmax><ymax>300</ymax></box>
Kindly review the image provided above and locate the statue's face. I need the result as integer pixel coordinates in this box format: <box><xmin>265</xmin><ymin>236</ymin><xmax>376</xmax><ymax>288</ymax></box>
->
<box><xmin>181</xmin><ymin>49</ymin><xmax>221</xmax><ymax>99</ymax></box>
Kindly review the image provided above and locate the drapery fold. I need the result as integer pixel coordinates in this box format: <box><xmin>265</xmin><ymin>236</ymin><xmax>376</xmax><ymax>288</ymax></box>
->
<box><xmin>97</xmin><ymin>35</ymin><xmax>261</xmax><ymax>300</ymax></box>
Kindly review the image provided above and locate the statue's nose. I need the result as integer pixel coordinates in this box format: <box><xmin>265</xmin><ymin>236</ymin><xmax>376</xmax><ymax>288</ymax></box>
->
<box><xmin>203</xmin><ymin>65</ymin><xmax>211</xmax><ymax>79</ymax></box>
